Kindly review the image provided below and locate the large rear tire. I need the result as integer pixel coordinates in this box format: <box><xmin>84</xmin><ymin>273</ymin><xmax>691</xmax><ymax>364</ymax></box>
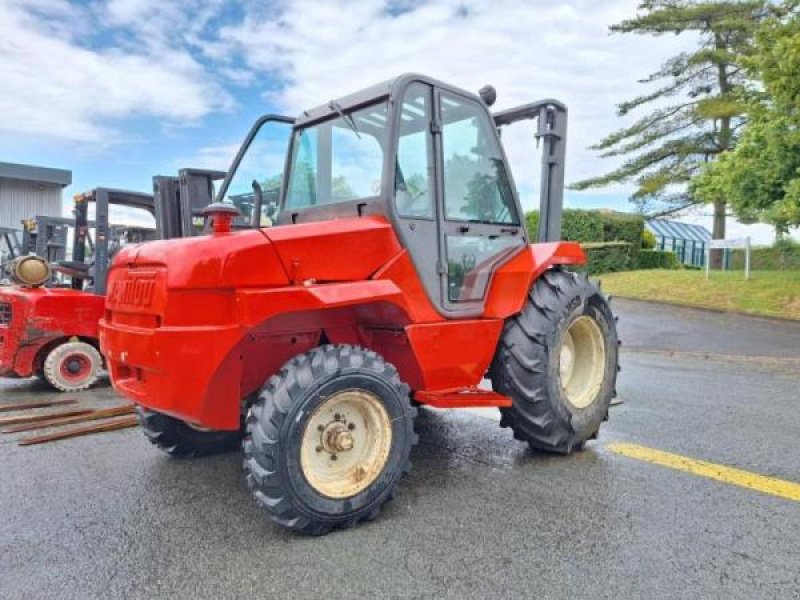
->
<box><xmin>136</xmin><ymin>407</ymin><xmax>242</xmax><ymax>458</ymax></box>
<box><xmin>243</xmin><ymin>345</ymin><xmax>417</xmax><ymax>536</ymax></box>
<box><xmin>489</xmin><ymin>269</ymin><xmax>618</xmax><ymax>453</ymax></box>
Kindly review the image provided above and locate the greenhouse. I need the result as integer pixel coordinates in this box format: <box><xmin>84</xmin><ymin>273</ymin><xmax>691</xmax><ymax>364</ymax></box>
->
<box><xmin>646</xmin><ymin>219</ymin><xmax>711</xmax><ymax>267</ymax></box>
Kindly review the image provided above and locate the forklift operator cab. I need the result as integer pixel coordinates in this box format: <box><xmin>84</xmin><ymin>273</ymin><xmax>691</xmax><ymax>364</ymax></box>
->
<box><xmin>216</xmin><ymin>74</ymin><xmax>565</xmax><ymax>318</ymax></box>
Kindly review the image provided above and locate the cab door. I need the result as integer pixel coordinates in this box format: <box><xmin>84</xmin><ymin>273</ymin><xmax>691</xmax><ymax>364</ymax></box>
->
<box><xmin>434</xmin><ymin>89</ymin><xmax>526</xmax><ymax>315</ymax></box>
<box><xmin>391</xmin><ymin>82</ymin><xmax>442</xmax><ymax>307</ymax></box>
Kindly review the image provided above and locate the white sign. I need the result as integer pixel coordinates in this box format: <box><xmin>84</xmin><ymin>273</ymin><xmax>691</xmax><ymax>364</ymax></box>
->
<box><xmin>709</xmin><ymin>238</ymin><xmax>748</xmax><ymax>249</ymax></box>
<box><xmin>706</xmin><ymin>236</ymin><xmax>751</xmax><ymax>280</ymax></box>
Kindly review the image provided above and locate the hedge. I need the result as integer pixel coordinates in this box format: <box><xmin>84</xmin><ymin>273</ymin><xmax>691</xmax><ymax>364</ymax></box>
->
<box><xmin>728</xmin><ymin>246</ymin><xmax>800</xmax><ymax>270</ymax></box>
<box><xmin>525</xmin><ymin>209</ymin><xmax>648</xmax><ymax>274</ymax></box>
<box><xmin>636</xmin><ymin>249</ymin><xmax>678</xmax><ymax>270</ymax></box>
<box><xmin>526</xmin><ymin>209</ymin><xmax>644</xmax><ymax>257</ymax></box>
<box><xmin>579</xmin><ymin>242</ymin><xmax>632</xmax><ymax>275</ymax></box>
<box><xmin>599</xmin><ymin>212</ymin><xmax>645</xmax><ymax>264</ymax></box>
<box><xmin>642</xmin><ymin>228</ymin><xmax>657</xmax><ymax>250</ymax></box>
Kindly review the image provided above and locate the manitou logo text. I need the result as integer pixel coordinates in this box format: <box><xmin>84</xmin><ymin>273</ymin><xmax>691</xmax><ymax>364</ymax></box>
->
<box><xmin>111</xmin><ymin>277</ymin><xmax>155</xmax><ymax>308</ymax></box>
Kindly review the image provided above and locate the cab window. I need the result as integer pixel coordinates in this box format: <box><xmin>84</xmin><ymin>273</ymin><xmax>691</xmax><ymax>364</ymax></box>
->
<box><xmin>286</xmin><ymin>103</ymin><xmax>388</xmax><ymax>208</ymax></box>
<box><xmin>440</xmin><ymin>93</ymin><xmax>518</xmax><ymax>225</ymax></box>
<box><xmin>395</xmin><ymin>84</ymin><xmax>433</xmax><ymax>218</ymax></box>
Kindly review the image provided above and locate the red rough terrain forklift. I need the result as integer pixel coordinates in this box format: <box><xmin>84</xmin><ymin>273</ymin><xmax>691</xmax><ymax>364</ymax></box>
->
<box><xmin>100</xmin><ymin>74</ymin><xmax>619</xmax><ymax>535</ymax></box>
<box><xmin>0</xmin><ymin>171</ymin><xmax>229</xmax><ymax>392</ymax></box>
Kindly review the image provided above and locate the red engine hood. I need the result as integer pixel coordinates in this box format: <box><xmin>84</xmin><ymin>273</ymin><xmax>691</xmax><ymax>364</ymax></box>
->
<box><xmin>113</xmin><ymin>216</ymin><xmax>402</xmax><ymax>290</ymax></box>
<box><xmin>262</xmin><ymin>216</ymin><xmax>402</xmax><ymax>283</ymax></box>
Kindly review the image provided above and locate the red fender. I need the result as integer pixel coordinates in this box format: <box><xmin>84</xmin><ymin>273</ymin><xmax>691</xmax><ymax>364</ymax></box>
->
<box><xmin>484</xmin><ymin>242</ymin><xmax>586</xmax><ymax>319</ymax></box>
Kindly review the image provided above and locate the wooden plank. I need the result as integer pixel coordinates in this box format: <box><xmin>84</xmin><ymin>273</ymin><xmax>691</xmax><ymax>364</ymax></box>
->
<box><xmin>0</xmin><ymin>399</ymin><xmax>78</xmax><ymax>413</ymax></box>
<box><xmin>18</xmin><ymin>416</ymin><xmax>139</xmax><ymax>446</ymax></box>
<box><xmin>3</xmin><ymin>405</ymin><xmax>135</xmax><ymax>433</ymax></box>
<box><xmin>0</xmin><ymin>409</ymin><xmax>94</xmax><ymax>427</ymax></box>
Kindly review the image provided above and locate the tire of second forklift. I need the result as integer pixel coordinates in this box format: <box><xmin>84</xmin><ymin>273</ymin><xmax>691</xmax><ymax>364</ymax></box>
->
<box><xmin>136</xmin><ymin>407</ymin><xmax>243</xmax><ymax>458</ymax></box>
<box><xmin>42</xmin><ymin>340</ymin><xmax>103</xmax><ymax>392</ymax></box>
<box><xmin>489</xmin><ymin>269</ymin><xmax>619</xmax><ymax>453</ymax></box>
<box><xmin>243</xmin><ymin>345</ymin><xmax>418</xmax><ymax>535</ymax></box>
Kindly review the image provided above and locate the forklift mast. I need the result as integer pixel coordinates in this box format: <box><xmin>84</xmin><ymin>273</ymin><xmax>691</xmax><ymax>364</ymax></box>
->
<box><xmin>20</xmin><ymin>217</ymin><xmax>74</xmax><ymax>263</ymax></box>
<box><xmin>153</xmin><ymin>168</ymin><xmax>227</xmax><ymax>239</ymax></box>
<box><xmin>70</xmin><ymin>189</ymin><xmax>156</xmax><ymax>295</ymax></box>
<box><xmin>492</xmin><ymin>99</ymin><xmax>567</xmax><ymax>243</ymax></box>
<box><xmin>70</xmin><ymin>168</ymin><xmax>226</xmax><ymax>294</ymax></box>
<box><xmin>0</xmin><ymin>227</ymin><xmax>22</xmax><ymax>261</ymax></box>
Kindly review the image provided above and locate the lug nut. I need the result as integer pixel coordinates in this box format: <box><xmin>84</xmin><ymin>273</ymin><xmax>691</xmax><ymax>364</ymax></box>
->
<box><xmin>317</xmin><ymin>424</ymin><xmax>324</xmax><ymax>432</ymax></box>
<box><xmin>331</xmin><ymin>454</ymin><xmax>338</xmax><ymax>461</ymax></box>
<box><xmin>316</xmin><ymin>445</ymin><xmax>323</xmax><ymax>453</ymax></box>
<box><xmin>334</xmin><ymin>413</ymin><xmax>341</xmax><ymax>421</ymax></box>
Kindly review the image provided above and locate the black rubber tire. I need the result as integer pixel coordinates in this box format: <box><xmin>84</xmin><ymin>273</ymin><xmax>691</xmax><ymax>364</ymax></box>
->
<box><xmin>489</xmin><ymin>269</ymin><xmax>619</xmax><ymax>454</ymax></box>
<box><xmin>243</xmin><ymin>345</ymin><xmax>417</xmax><ymax>536</ymax></box>
<box><xmin>136</xmin><ymin>406</ymin><xmax>242</xmax><ymax>458</ymax></box>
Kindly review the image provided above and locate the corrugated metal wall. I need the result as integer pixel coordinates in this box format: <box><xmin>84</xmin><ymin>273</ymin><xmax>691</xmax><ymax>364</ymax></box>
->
<box><xmin>0</xmin><ymin>177</ymin><xmax>63</xmax><ymax>229</ymax></box>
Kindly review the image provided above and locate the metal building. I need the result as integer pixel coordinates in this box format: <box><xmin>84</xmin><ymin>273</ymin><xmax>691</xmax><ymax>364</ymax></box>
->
<box><xmin>0</xmin><ymin>161</ymin><xmax>71</xmax><ymax>230</ymax></box>
<box><xmin>646</xmin><ymin>218</ymin><xmax>711</xmax><ymax>267</ymax></box>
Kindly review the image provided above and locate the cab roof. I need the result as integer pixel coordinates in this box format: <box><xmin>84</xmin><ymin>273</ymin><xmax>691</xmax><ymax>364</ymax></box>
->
<box><xmin>293</xmin><ymin>73</ymin><xmax>486</xmax><ymax>127</ymax></box>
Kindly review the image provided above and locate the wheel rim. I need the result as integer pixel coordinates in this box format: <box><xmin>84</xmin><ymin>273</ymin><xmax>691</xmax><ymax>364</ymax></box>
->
<box><xmin>300</xmin><ymin>389</ymin><xmax>392</xmax><ymax>499</ymax></box>
<box><xmin>59</xmin><ymin>353</ymin><xmax>92</xmax><ymax>383</ymax></box>
<box><xmin>559</xmin><ymin>315</ymin><xmax>607</xmax><ymax>410</ymax></box>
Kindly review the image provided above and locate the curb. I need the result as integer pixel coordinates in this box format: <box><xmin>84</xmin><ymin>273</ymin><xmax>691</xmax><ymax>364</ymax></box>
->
<box><xmin>621</xmin><ymin>347</ymin><xmax>800</xmax><ymax>367</ymax></box>
<box><xmin>610</xmin><ymin>295</ymin><xmax>800</xmax><ymax>325</ymax></box>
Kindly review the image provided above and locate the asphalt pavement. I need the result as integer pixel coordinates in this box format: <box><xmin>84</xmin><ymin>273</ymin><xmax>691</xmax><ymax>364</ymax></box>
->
<box><xmin>1</xmin><ymin>299</ymin><xmax>799</xmax><ymax>599</ymax></box>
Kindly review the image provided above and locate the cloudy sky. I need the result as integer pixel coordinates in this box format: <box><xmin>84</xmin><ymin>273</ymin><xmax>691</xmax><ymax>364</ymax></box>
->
<box><xmin>0</xmin><ymin>0</ymin><xmax>780</xmax><ymax>241</ymax></box>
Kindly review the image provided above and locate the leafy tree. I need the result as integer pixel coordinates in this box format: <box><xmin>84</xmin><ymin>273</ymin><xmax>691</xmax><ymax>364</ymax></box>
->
<box><xmin>573</xmin><ymin>1</ymin><xmax>768</xmax><ymax>260</ymax></box>
<box><xmin>444</xmin><ymin>153</ymin><xmax>513</xmax><ymax>222</ymax></box>
<box><xmin>693</xmin><ymin>2</ymin><xmax>800</xmax><ymax>235</ymax></box>
<box><xmin>282</xmin><ymin>161</ymin><xmax>355</xmax><ymax>204</ymax></box>
<box><xmin>331</xmin><ymin>175</ymin><xmax>356</xmax><ymax>201</ymax></box>
<box><xmin>404</xmin><ymin>173</ymin><xmax>427</xmax><ymax>197</ymax></box>
<box><xmin>260</xmin><ymin>173</ymin><xmax>282</xmax><ymax>193</ymax></box>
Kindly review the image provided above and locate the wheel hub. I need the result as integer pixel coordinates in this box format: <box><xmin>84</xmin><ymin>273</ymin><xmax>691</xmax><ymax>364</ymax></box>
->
<box><xmin>59</xmin><ymin>353</ymin><xmax>91</xmax><ymax>382</ymax></box>
<box><xmin>322</xmin><ymin>422</ymin><xmax>355</xmax><ymax>453</ymax></box>
<box><xmin>300</xmin><ymin>389</ymin><xmax>392</xmax><ymax>499</ymax></box>
<box><xmin>559</xmin><ymin>315</ymin><xmax>607</xmax><ymax>410</ymax></box>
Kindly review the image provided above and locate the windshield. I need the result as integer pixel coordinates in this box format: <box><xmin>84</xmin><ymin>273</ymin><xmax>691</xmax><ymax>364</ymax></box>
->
<box><xmin>285</xmin><ymin>102</ymin><xmax>388</xmax><ymax>209</ymax></box>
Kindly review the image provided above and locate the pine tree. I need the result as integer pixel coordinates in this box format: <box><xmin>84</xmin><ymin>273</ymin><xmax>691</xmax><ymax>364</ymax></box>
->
<box><xmin>693</xmin><ymin>2</ymin><xmax>800</xmax><ymax>236</ymax></box>
<box><xmin>573</xmin><ymin>1</ymin><xmax>768</xmax><ymax>263</ymax></box>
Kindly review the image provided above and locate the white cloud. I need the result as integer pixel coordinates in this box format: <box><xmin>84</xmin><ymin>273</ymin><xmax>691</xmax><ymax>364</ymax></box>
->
<box><xmin>0</xmin><ymin>0</ymin><xmax>233</xmax><ymax>143</ymax></box>
<box><xmin>215</xmin><ymin>0</ymin><xmax>692</xmax><ymax>209</ymax></box>
<box><xmin>3</xmin><ymin>0</ymin><xmax>702</xmax><ymax>214</ymax></box>
<box><xmin>184</xmin><ymin>143</ymin><xmax>242</xmax><ymax>171</ymax></box>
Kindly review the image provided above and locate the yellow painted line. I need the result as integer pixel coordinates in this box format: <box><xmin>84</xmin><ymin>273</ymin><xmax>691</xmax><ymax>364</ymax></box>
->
<box><xmin>607</xmin><ymin>442</ymin><xmax>800</xmax><ymax>503</ymax></box>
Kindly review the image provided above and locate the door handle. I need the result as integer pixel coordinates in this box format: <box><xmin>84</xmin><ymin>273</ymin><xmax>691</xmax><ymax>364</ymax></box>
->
<box><xmin>500</xmin><ymin>227</ymin><xmax>518</xmax><ymax>235</ymax></box>
<box><xmin>458</xmin><ymin>225</ymin><xmax>470</xmax><ymax>233</ymax></box>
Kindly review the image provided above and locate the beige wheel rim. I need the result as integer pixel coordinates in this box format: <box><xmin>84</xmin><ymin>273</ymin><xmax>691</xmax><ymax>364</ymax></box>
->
<box><xmin>300</xmin><ymin>389</ymin><xmax>392</xmax><ymax>499</ymax></box>
<box><xmin>559</xmin><ymin>315</ymin><xmax>607</xmax><ymax>410</ymax></box>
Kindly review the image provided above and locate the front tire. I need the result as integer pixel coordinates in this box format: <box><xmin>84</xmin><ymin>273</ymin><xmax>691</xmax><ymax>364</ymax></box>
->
<box><xmin>136</xmin><ymin>407</ymin><xmax>242</xmax><ymax>458</ymax></box>
<box><xmin>243</xmin><ymin>345</ymin><xmax>417</xmax><ymax>536</ymax></box>
<box><xmin>42</xmin><ymin>341</ymin><xmax>102</xmax><ymax>392</ymax></box>
<box><xmin>489</xmin><ymin>269</ymin><xmax>618</xmax><ymax>453</ymax></box>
